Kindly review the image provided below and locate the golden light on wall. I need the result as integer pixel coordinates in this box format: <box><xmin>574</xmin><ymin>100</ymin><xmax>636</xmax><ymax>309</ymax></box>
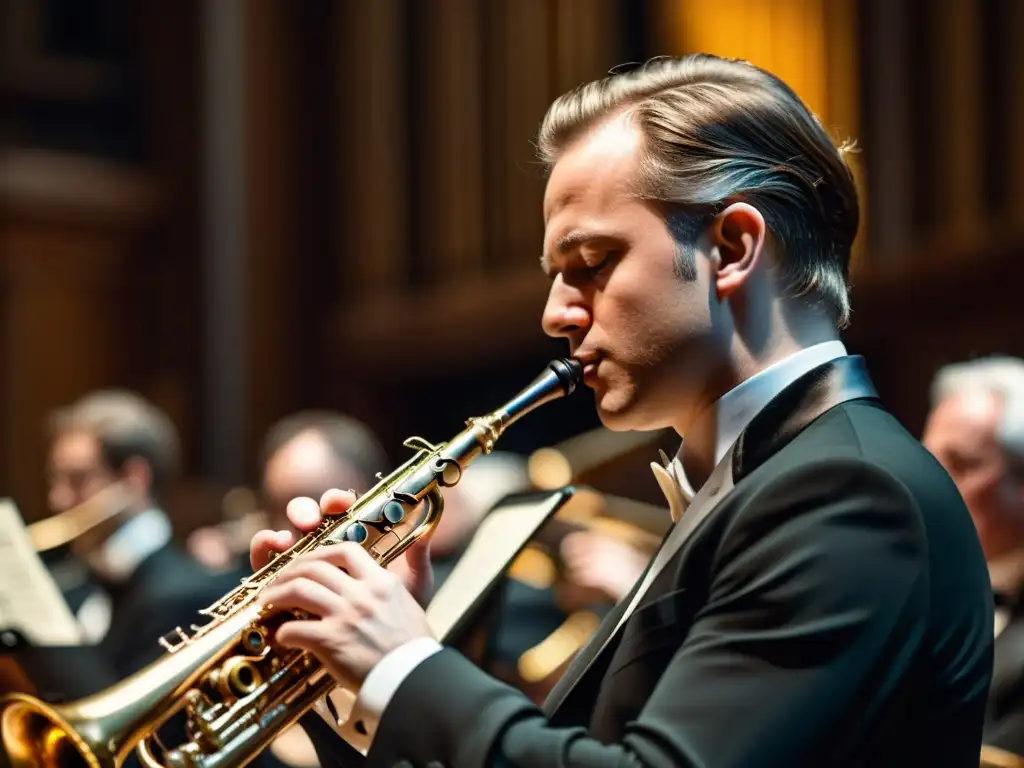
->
<box><xmin>651</xmin><ymin>0</ymin><xmax>866</xmax><ymax>269</ymax></box>
<box><xmin>657</xmin><ymin>0</ymin><xmax>827</xmax><ymax>121</ymax></box>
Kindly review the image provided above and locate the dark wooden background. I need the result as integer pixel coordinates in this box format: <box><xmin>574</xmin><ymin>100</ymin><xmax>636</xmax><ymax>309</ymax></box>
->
<box><xmin>1</xmin><ymin>0</ymin><xmax>1021</xmax><ymax>532</ymax></box>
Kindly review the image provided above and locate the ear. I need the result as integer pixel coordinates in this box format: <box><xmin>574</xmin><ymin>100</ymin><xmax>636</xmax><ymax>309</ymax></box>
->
<box><xmin>121</xmin><ymin>456</ymin><xmax>153</xmax><ymax>498</ymax></box>
<box><xmin>708</xmin><ymin>202</ymin><xmax>766</xmax><ymax>301</ymax></box>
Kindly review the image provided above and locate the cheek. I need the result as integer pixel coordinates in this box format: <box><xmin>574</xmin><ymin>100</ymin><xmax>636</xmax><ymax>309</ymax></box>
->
<box><xmin>960</xmin><ymin>473</ymin><xmax>1007</xmax><ymax>508</ymax></box>
<box><xmin>598</xmin><ymin>268</ymin><xmax>698</xmax><ymax>351</ymax></box>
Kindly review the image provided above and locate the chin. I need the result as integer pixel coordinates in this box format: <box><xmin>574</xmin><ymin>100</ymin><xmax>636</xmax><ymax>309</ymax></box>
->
<box><xmin>594</xmin><ymin>391</ymin><xmax>662</xmax><ymax>433</ymax></box>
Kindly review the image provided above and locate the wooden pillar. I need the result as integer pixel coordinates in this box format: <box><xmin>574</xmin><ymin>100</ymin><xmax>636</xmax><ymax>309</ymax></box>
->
<box><xmin>201</xmin><ymin>0</ymin><xmax>247</xmax><ymax>483</ymax></box>
<box><xmin>861</xmin><ymin>0</ymin><xmax>913</xmax><ymax>264</ymax></box>
<box><xmin>412</xmin><ymin>0</ymin><xmax>487</xmax><ymax>283</ymax></box>
<box><xmin>822</xmin><ymin>0</ymin><xmax>866</xmax><ymax>272</ymax></box>
<box><xmin>336</xmin><ymin>0</ymin><xmax>410</xmax><ymax>298</ymax></box>
<box><xmin>1008</xmin><ymin>0</ymin><xmax>1024</xmax><ymax>221</ymax></box>
<box><xmin>0</xmin><ymin>150</ymin><xmax>156</xmax><ymax>522</ymax></box>
<box><xmin>483</xmin><ymin>0</ymin><xmax>554</xmax><ymax>271</ymax></box>
<box><xmin>932</xmin><ymin>0</ymin><xmax>983</xmax><ymax>246</ymax></box>
<box><xmin>553</xmin><ymin>0</ymin><xmax>620</xmax><ymax>93</ymax></box>
<box><xmin>240</xmin><ymin>0</ymin><xmax>303</xmax><ymax>478</ymax></box>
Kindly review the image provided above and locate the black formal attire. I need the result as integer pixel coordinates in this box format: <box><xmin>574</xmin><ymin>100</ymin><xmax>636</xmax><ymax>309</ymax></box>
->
<box><xmin>5</xmin><ymin>512</ymin><xmax>251</xmax><ymax>768</ymax></box>
<box><xmin>308</xmin><ymin>353</ymin><xmax>992</xmax><ymax>767</ymax></box>
<box><xmin>94</xmin><ymin>540</ymin><xmax>232</xmax><ymax>677</ymax></box>
<box><xmin>984</xmin><ymin>579</ymin><xmax>1024</xmax><ymax>753</ymax></box>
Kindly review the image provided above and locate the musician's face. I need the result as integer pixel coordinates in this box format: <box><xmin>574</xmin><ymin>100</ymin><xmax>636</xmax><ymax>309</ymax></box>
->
<box><xmin>923</xmin><ymin>390</ymin><xmax>1024</xmax><ymax>559</ymax></box>
<box><xmin>46</xmin><ymin>430</ymin><xmax>118</xmax><ymax>514</ymax></box>
<box><xmin>261</xmin><ymin>431</ymin><xmax>369</xmax><ymax>532</ymax></box>
<box><xmin>540</xmin><ymin>114</ymin><xmax>721</xmax><ymax>433</ymax></box>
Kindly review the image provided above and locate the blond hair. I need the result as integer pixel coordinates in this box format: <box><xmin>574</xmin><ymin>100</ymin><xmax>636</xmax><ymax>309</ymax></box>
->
<box><xmin>537</xmin><ymin>54</ymin><xmax>859</xmax><ymax>328</ymax></box>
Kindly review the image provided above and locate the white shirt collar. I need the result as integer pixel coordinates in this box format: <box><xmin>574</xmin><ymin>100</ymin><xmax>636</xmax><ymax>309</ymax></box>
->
<box><xmin>85</xmin><ymin>507</ymin><xmax>172</xmax><ymax>584</ymax></box>
<box><xmin>670</xmin><ymin>341</ymin><xmax>849</xmax><ymax>498</ymax></box>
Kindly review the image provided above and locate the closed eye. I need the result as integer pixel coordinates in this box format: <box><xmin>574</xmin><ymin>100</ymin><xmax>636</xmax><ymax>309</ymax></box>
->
<box><xmin>583</xmin><ymin>250</ymin><xmax>620</xmax><ymax>277</ymax></box>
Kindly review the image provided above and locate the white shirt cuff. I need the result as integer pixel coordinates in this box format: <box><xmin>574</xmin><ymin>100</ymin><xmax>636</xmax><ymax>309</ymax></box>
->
<box><xmin>349</xmin><ymin>636</ymin><xmax>443</xmax><ymax>739</ymax></box>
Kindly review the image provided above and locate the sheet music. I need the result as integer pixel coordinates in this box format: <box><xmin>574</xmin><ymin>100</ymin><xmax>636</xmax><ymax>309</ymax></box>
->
<box><xmin>0</xmin><ymin>499</ymin><xmax>83</xmax><ymax>645</ymax></box>
<box><xmin>425</xmin><ymin>489</ymin><xmax>573</xmax><ymax>639</ymax></box>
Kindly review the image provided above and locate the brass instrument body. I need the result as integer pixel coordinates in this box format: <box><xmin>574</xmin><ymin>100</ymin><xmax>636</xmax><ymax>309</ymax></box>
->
<box><xmin>0</xmin><ymin>359</ymin><xmax>581</xmax><ymax>768</ymax></box>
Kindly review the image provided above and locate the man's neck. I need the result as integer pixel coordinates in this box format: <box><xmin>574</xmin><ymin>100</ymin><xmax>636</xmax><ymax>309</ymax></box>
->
<box><xmin>674</xmin><ymin>335</ymin><xmax>848</xmax><ymax>492</ymax></box>
<box><xmin>730</xmin><ymin>302</ymin><xmax>841</xmax><ymax>388</ymax></box>
<box><xmin>672</xmin><ymin>301</ymin><xmax>841</xmax><ymax>437</ymax></box>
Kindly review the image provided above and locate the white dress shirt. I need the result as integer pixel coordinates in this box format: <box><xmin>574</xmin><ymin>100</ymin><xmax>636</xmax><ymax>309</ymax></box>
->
<box><xmin>76</xmin><ymin>508</ymin><xmax>173</xmax><ymax>643</ymax></box>
<box><xmin>347</xmin><ymin>340</ymin><xmax>850</xmax><ymax>739</ymax></box>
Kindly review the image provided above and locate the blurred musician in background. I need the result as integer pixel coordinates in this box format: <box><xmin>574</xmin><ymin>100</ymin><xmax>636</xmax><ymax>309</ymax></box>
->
<box><xmin>43</xmin><ymin>390</ymin><xmax>226</xmax><ymax>677</ymax></box>
<box><xmin>557</xmin><ymin>527</ymin><xmax>651</xmax><ymax>607</ymax></box>
<box><xmin>923</xmin><ymin>356</ymin><xmax>1024</xmax><ymax>755</ymax></box>
<box><xmin>187</xmin><ymin>411</ymin><xmax>387</xmax><ymax>574</ymax></box>
<box><xmin>251</xmin><ymin>54</ymin><xmax>993</xmax><ymax>766</ymax></box>
<box><xmin>226</xmin><ymin>414</ymin><xmax>387</xmax><ymax>768</ymax></box>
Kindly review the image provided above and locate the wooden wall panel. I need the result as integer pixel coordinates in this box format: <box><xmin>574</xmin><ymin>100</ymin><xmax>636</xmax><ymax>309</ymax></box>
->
<box><xmin>861</xmin><ymin>0</ymin><xmax>913</xmax><ymax>261</ymax></box>
<box><xmin>326</xmin><ymin>0</ymin><xmax>626</xmax><ymax>447</ymax></box>
<box><xmin>241</xmin><ymin>0</ymin><xmax>302</xmax><ymax>476</ymax></box>
<box><xmin>483</xmin><ymin>0</ymin><xmax>553</xmax><ymax>272</ymax></box>
<box><xmin>330</xmin><ymin>0</ymin><xmax>624</xmax><ymax>374</ymax></box>
<box><xmin>336</xmin><ymin>0</ymin><xmax>409</xmax><ymax>298</ymax></box>
<box><xmin>932</xmin><ymin>0</ymin><xmax>983</xmax><ymax>247</ymax></box>
<box><xmin>552</xmin><ymin>0</ymin><xmax>620</xmax><ymax>92</ymax></box>
<box><xmin>0</xmin><ymin>150</ymin><xmax>157</xmax><ymax>522</ymax></box>
<box><xmin>653</xmin><ymin>0</ymin><xmax>829</xmax><ymax>119</ymax></box>
<box><xmin>411</xmin><ymin>0</ymin><xmax>487</xmax><ymax>282</ymax></box>
<box><xmin>1008</xmin><ymin>0</ymin><xmax>1024</xmax><ymax>221</ymax></box>
<box><xmin>846</xmin><ymin>239</ymin><xmax>1024</xmax><ymax>436</ymax></box>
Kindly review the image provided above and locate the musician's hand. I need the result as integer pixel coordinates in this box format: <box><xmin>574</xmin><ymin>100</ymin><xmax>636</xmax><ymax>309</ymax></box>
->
<box><xmin>559</xmin><ymin>531</ymin><xmax>650</xmax><ymax>604</ymax></box>
<box><xmin>248</xmin><ymin>489</ymin><xmax>434</xmax><ymax>607</ymax></box>
<box><xmin>258</xmin><ymin>543</ymin><xmax>434</xmax><ymax>684</ymax></box>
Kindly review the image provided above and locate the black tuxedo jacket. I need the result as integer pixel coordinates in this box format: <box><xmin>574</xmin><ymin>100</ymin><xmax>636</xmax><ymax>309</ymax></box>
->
<box><xmin>320</xmin><ymin>356</ymin><xmax>993</xmax><ymax>768</ymax></box>
<box><xmin>984</xmin><ymin>591</ymin><xmax>1024</xmax><ymax>754</ymax></box>
<box><xmin>14</xmin><ymin>542</ymin><xmax>230</xmax><ymax>696</ymax></box>
<box><xmin>96</xmin><ymin>542</ymin><xmax>231</xmax><ymax>678</ymax></box>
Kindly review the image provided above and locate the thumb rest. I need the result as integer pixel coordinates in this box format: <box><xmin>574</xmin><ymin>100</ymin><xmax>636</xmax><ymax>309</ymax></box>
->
<box><xmin>0</xmin><ymin>358</ymin><xmax>582</xmax><ymax>768</ymax></box>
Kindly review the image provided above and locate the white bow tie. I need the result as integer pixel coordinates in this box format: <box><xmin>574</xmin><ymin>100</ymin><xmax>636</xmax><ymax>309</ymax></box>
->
<box><xmin>650</xmin><ymin>449</ymin><xmax>694</xmax><ymax>523</ymax></box>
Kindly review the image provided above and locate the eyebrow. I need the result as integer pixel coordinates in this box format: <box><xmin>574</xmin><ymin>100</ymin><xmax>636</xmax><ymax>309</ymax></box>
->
<box><xmin>540</xmin><ymin>230</ymin><xmax>620</xmax><ymax>273</ymax></box>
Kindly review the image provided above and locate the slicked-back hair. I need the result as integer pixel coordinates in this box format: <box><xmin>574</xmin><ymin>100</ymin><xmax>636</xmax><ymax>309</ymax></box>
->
<box><xmin>538</xmin><ymin>54</ymin><xmax>860</xmax><ymax>328</ymax></box>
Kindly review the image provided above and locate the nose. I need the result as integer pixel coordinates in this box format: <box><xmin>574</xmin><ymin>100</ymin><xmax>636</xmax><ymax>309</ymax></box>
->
<box><xmin>541</xmin><ymin>276</ymin><xmax>591</xmax><ymax>341</ymax></box>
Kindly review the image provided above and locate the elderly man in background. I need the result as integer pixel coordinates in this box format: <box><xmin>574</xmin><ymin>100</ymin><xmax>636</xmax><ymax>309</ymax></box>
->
<box><xmin>923</xmin><ymin>355</ymin><xmax>1024</xmax><ymax>755</ymax></box>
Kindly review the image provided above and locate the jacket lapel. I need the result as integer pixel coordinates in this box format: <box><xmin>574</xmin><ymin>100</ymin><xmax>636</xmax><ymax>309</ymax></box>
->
<box><xmin>542</xmin><ymin>553</ymin><xmax>655</xmax><ymax>717</ymax></box>
<box><xmin>543</xmin><ymin>355</ymin><xmax>880</xmax><ymax>719</ymax></box>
